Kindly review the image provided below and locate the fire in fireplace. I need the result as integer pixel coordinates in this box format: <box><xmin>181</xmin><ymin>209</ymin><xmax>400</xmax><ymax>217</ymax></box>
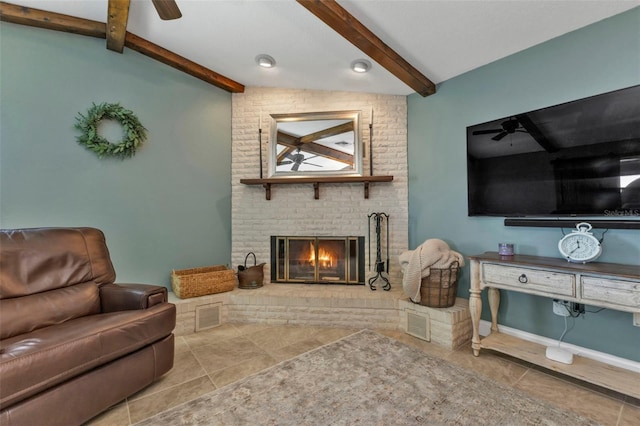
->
<box><xmin>271</xmin><ymin>236</ymin><xmax>365</xmax><ymax>285</ymax></box>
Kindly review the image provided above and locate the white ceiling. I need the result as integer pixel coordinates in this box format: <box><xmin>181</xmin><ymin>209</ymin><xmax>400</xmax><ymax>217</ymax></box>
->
<box><xmin>9</xmin><ymin>0</ymin><xmax>640</xmax><ymax>95</ymax></box>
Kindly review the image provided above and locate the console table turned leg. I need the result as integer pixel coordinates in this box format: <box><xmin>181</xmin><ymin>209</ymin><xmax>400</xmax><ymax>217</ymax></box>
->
<box><xmin>488</xmin><ymin>287</ymin><xmax>500</xmax><ymax>333</ymax></box>
<box><xmin>469</xmin><ymin>260</ymin><xmax>482</xmax><ymax>356</ymax></box>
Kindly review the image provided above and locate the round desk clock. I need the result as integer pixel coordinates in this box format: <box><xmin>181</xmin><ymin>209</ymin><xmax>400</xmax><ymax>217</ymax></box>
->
<box><xmin>558</xmin><ymin>222</ymin><xmax>602</xmax><ymax>263</ymax></box>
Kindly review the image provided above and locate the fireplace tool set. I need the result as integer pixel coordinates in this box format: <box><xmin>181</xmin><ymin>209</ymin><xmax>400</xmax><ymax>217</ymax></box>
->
<box><xmin>367</xmin><ymin>212</ymin><xmax>390</xmax><ymax>291</ymax></box>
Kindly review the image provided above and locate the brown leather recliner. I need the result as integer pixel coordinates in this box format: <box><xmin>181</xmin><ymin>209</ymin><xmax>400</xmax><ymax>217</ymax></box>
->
<box><xmin>0</xmin><ymin>227</ymin><xmax>176</xmax><ymax>425</ymax></box>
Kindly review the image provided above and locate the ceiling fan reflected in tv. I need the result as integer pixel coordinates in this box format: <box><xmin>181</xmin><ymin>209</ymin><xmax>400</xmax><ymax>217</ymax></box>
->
<box><xmin>472</xmin><ymin>117</ymin><xmax>528</xmax><ymax>141</ymax></box>
<box><xmin>466</xmin><ymin>85</ymin><xmax>640</xmax><ymax>218</ymax></box>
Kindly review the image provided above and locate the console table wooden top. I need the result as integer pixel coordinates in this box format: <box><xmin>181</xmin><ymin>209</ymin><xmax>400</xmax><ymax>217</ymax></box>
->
<box><xmin>469</xmin><ymin>251</ymin><xmax>640</xmax><ymax>280</ymax></box>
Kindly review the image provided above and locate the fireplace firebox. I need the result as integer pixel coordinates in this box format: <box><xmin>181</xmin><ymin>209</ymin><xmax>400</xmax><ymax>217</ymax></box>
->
<box><xmin>271</xmin><ymin>236</ymin><xmax>365</xmax><ymax>285</ymax></box>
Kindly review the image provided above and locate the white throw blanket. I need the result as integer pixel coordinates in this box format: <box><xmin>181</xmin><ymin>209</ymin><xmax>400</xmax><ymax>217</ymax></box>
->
<box><xmin>399</xmin><ymin>239</ymin><xmax>464</xmax><ymax>303</ymax></box>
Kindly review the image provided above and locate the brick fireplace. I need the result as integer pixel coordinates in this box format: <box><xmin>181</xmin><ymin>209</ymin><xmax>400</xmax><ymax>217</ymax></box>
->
<box><xmin>172</xmin><ymin>88</ymin><xmax>470</xmax><ymax>348</ymax></box>
<box><xmin>231</xmin><ymin>87</ymin><xmax>408</xmax><ymax>288</ymax></box>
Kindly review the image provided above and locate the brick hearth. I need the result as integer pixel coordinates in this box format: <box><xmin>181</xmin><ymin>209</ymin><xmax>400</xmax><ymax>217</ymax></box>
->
<box><xmin>170</xmin><ymin>286</ymin><xmax>472</xmax><ymax>350</ymax></box>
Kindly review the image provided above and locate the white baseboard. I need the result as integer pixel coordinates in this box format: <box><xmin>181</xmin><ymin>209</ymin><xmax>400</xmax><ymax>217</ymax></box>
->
<box><xmin>479</xmin><ymin>320</ymin><xmax>640</xmax><ymax>373</ymax></box>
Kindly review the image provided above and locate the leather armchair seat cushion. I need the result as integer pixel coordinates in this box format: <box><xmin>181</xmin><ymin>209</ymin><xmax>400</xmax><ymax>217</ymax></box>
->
<box><xmin>0</xmin><ymin>303</ymin><xmax>176</xmax><ymax>408</ymax></box>
<box><xmin>0</xmin><ymin>282</ymin><xmax>101</xmax><ymax>340</ymax></box>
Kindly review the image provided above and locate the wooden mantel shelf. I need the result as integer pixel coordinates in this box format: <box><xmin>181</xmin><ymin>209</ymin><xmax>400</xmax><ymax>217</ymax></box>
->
<box><xmin>240</xmin><ymin>175</ymin><xmax>393</xmax><ymax>200</ymax></box>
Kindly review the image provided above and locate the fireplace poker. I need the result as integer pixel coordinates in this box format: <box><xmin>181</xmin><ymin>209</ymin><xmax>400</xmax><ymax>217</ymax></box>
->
<box><xmin>385</xmin><ymin>213</ymin><xmax>390</xmax><ymax>274</ymax></box>
<box><xmin>369</xmin><ymin>112</ymin><xmax>373</xmax><ymax>176</ymax></box>
<box><xmin>258</xmin><ymin>127</ymin><xmax>263</xmax><ymax>179</ymax></box>
<box><xmin>367</xmin><ymin>212</ymin><xmax>390</xmax><ymax>291</ymax></box>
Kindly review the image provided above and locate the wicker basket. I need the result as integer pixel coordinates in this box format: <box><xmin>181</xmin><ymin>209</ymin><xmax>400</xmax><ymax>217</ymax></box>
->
<box><xmin>417</xmin><ymin>262</ymin><xmax>460</xmax><ymax>308</ymax></box>
<box><xmin>171</xmin><ymin>265</ymin><xmax>236</xmax><ymax>299</ymax></box>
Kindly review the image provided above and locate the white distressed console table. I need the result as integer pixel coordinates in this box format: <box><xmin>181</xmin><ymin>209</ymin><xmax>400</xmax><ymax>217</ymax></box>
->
<box><xmin>469</xmin><ymin>252</ymin><xmax>640</xmax><ymax>398</ymax></box>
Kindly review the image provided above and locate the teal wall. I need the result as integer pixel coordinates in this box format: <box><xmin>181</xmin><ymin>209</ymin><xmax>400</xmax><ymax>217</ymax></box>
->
<box><xmin>408</xmin><ymin>8</ymin><xmax>640</xmax><ymax>361</ymax></box>
<box><xmin>0</xmin><ymin>23</ymin><xmax>232</xmax><ymax>287</ymax></box>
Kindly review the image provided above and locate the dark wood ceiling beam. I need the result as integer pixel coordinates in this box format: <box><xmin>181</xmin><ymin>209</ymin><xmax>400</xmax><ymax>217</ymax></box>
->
<box><xmin>299</xmin><ymin>142</ymin><xmax>353</xmax><ymax>164</ymax></box>
<box><xmin>124</xmin><ymin>32</ymin><xmax>244</xmax><ymax>92</ymax></box>
<box><xmin>107</xmin><ymin>0</ymin><xmax>130</xmax><ymax>53</ymax></box>
<box><xmin>0</xmin><ymin>1</ymin><xmax>244</xmax><ymax>93</ymax></box>
<box><xmin>275</xmin><ymin>122</ymin><xmax>354</xmax><ymax>149</ymax></box>
<box><xmin>0</xmin><ymin>1</ymin><xmax>106</xmax><ymax>38</ymax></box>
<box><xmin>515</xmin><ymin>114</ymin><xmax>559</xmax><ymax>153</ymax></box>
<box><xmin>297</xmin><ymin>0</ymin><xmax>435</xmax><ymax>97</ymax></box>
<box><xmin>299</xmin><ymin>121</ymin><xmax>354</xmax><ymax>144</ymax></box>
<box><xmin>278</xmin><ymin>141</ymin><xmax>354</xmax><ymax>166</ymax></box>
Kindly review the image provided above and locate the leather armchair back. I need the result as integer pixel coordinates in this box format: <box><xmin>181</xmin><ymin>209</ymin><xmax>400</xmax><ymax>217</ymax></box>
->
<box><xmin>0</xmin><ymin>227</ymin><xmax>117</xmax><ymax>339</ymax></box>
<box><xmin>0</xmin><ymin>227</ymin><xmax>116</xmax><ymax>299</ymax></box>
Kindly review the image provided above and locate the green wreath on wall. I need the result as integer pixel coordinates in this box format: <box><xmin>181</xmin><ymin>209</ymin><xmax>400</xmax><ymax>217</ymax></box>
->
<box><xmin>74</xmin><ymin>102</ymin><xmax>147</xmax><ymax>159</ymax></box>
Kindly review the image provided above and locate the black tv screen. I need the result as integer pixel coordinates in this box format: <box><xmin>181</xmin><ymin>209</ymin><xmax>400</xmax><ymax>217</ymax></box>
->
<box><xmin>467</xmin><ymin>85</ymin><xmax>640</xmax><ymax>217</ymax></box>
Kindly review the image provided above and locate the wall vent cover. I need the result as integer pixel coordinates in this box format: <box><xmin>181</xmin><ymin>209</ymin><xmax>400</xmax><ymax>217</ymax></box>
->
<box><xmin>406</xmin><ymin>309</ymin><xmax>430</xmax><ymax>341</ymax></box>
<box><xmin>195</xmin><ymin>303</ymin><xmax>222</xmax><ymax>332</ymax></box>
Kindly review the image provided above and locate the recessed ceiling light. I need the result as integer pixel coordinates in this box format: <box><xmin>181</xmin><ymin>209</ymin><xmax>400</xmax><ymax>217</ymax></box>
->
<box><xmin>351</xmin><ymin>59</ymin><xmax>371</xmax><ymax>73</ymax></box>
<box><xmin>255</xmin><ymin>54</ymin><xmax>276</xmax><ymax>69</ymax></box>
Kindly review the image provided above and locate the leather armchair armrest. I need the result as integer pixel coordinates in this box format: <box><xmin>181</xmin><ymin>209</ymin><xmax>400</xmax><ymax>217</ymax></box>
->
<box><xmin>100</xmin><ymin>283</ymin><xmax>168</xmax><ymax>312</ymax></box>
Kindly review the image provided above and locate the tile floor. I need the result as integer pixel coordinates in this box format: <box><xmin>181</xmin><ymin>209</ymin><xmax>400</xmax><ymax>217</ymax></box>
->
<box><xmin>87</xmin><ymin>324</ymin><xmax>640</xmax><ymax>426</ymax></box>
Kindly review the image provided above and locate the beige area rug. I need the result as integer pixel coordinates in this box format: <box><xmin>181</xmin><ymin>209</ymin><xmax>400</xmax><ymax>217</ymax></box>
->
<box><xmin>135</xmin><ymin>330</ymin><xmax>597</xmax><ymax>425</ymax></box>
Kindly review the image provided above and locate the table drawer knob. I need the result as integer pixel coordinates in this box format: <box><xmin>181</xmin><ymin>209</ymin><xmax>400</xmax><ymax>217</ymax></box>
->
<box><xmin>518</xmin><ymin>274</ymin><xmax>528</xmax><ymax>284</ymax></box>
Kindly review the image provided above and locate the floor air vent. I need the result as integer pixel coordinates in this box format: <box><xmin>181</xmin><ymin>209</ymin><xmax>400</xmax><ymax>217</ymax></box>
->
<box><xmin>406</xmin><ymin>309</ymin><xmax>430</xmax><ymax>341</ymax></box>
<box><xmin>195</xmin><ymin>303</ymin><xmax>222</xmax><ymax>332</ymax></box>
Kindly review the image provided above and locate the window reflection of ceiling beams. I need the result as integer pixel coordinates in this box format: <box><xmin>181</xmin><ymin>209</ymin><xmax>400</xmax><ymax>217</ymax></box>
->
<box><xmin>277</xmin><ymin>134</ymin><xmax>354</xmax><ymax>165</ymax></box>
<box><xmin>276</xmin><ymin>121</ymin><xmax>355</xmax><ymax>166</ymax></box>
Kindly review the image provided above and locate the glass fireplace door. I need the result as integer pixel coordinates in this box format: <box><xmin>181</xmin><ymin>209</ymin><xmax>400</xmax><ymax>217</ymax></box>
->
<box><xmin>271</xmin><ymin>236</ymin><xmax>363</xmax><ymax>284</ymax></box>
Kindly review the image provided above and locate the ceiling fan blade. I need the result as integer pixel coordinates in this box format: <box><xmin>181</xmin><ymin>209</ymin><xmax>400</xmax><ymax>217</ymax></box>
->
<box><xmin>491</xmin><ymin>131</ymin><xmax>509</xmax><ymax>141</ymax></box>
<box><xmin>303</xmin><ymin>162</ymin><xmax>323</xmax><ymax>167</ymax></box>
<box><xmin>151</xmin><ymin>0</ymin><xmax>182</xmax><ymax>20</ymax></box>
<box><xmin>291</xmin><ymin>163</ymin><xmax>301</xmax><ymax>171</ymax></box>
<box><xmin>473</xmin><ymin>129</ymin><xmax>502</xmax><ymax>135</ymax></box>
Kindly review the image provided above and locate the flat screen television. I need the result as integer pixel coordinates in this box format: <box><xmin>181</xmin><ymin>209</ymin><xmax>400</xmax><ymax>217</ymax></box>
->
<box><xmin>467</xmin><ymin>85</ymin><xmax>640</xmax><ymax>217</ymax></box>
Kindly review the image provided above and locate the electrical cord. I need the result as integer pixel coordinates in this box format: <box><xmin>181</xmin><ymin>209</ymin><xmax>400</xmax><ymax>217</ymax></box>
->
<box><xmin>561</xmin><ymin>301</ymin><xmax>605</xmax><ymax>316</ymax></box>
<box><xmin>597</xmin><ymin>228</ymin><xmax>609</xmax><ymax>244</ymax></box>
<box><xmin>557</xmin><ymin>315</ymin><xmax>575</xmax><ymax>345</ymax></box>
<box><xmin>555</xmin><ymin>302</ymin><xmax>602</xmax><ymax>348</ymax></box>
